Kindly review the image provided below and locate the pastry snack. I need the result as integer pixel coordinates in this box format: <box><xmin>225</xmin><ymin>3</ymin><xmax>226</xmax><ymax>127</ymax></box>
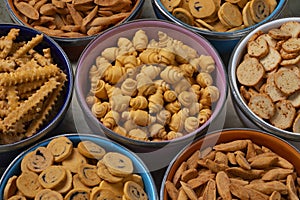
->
<box><xmin>236</xmin><ymin>21</ymin><xmax>300</xmax><ymax>133</ymax></box>
<box><xmin>0</xmin><ymin>28</ymin><xmax>67</xmax><ymax>145</ymax></box>
<box><xmin>161</xmin><ymin>0</ymin><xmax>277</xmax><ymax>32</ymax></box>
<box><xmin>165</xmin><ymin>139</ymin><xmax>300</xmax><ymax>199</ymax></box>
<box><xmin>11</xmin><ymin>0</ymin><xmax>137</xmax><ymax>38</ymax></box>
<box><xmin>86</xmin><ymin>29</ymin><xmax>220</xmax><ymax>141</ymax></box>
<box><xmin>3</xmin><ymin>136</ymin><xmax>148</xmax><ymax>200</ymax></box>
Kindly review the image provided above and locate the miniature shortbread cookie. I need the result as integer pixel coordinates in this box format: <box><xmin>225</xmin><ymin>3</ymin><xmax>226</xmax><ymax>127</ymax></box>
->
<box><xmin>64</xmin><ymin>188</ymin><xmax>90</xmax><ymax>200</ymax></box>
<box><xmin>16</xmin><ymin>171</ymin><xmax>42</xmax><ymax>198</ymax></box>
<box><xmin>249</xmin><ymin>0</ymin><xmax>270</xmax><ymax>23</ymax></box>
<box><xmin>77</xmin><ymin>140</ymin><xmax>106</xmax><ymax>160</ymax></box>
<box><xmin>123</xmin><ymin>181</ymin><xmax>148</xmax><ymax>200</ymax></box>
<box><xmin>270</xmin><ymin>100</ymin><xmax>296</xmax><ymax>129</ymax></box>
<box><xmin>274</xmin><ymin>69</ymin><xmax>300</xmax><ymax>95</ymax></box>
<box><xmin>38</xmin><ymin>166</ymin><xmax>66</xmax><ymax>189</ymax></box>
<box><xmin>3</xmin><ymin>175</ymin><xmax>17</xmax><ymax>200</ymax></box>
<box><xmin>78</xmin><ymin>163</ymin><xmax>101</xmax><ymax>187</ymax></box>
<box><xmin>248</xmin><ymin>93</ymin><xmax>275</xmax><ymax>119</ymax></box>
<box><xmin>26</xmin><ymin>147</ymin><xmax>54</xmax><ymax>173</ymax></box>
<box><xmin>35</xmin><ymin>189</ymin><xmax>63</xmax><ymax>200</ymax></box>
<box><xmin>236</xmin><ymin>57</ymin><xmax>265</xmax><ymax>86</ymax></box>
<box><xmin>102</xmin><ymin>152</ymin><xmax>134</xmax><ymax>177</ymax></box>
<box><xmin>46</xmin><ymin>136</ymin><xmax>73</xmax><ymax>162</ymax></box>
<box><xmin>189</xmin><ymin>0</ymin><xmax>216</xmax><ymax>19</ymax></box>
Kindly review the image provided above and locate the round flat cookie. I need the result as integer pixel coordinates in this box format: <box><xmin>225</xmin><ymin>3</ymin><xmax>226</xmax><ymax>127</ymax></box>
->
<box><xmin>123</xmin><ymin>181</ymin><xmax>148</xmax><ymax>200</ymax></box>
<box><xmin>172</xmin><ymin>7</ymin><xmax>194</xmax><ymax>25</ymax></box>
<box><xmin>161</xmin><ymin>0</ymin><xmax>182</xmax><ymax>12</ymax></box>
<box><xmin>77</xmin><ymin>140</ymin><xmax>106</xmax><ymax>160</ymax></box>
<box><xmin>270</xmin><ymin>100</ymin><xmax>296</xmax><ymax>129</ymax></box>
<box><xmin>188</xmin><ymin>0</ymin><xmax>216</xmax><ymax>19</ymax></box>
<box><xmin>236</xmin><ymin>57</ymin><xmax>265</xmax><ymax>86</ymax></box>
<box><xmin>102</xmin><ymin>152</ymin><xmax>134</xmax><ymax>177</ymax></box>
<box><xmin>38</xmin><ymin>166</ymin><xmax>66</xmax><ymax>189</ymax></box>
<box><xmin>47</xmin><ymin>136</ymin><xmax>73</xmax><ymax>162</ymax></box>
<box><xmin>16</xmin><ymin>171</ymin><xmax>42</xmax><ymax>198</ymax></box>
<box><xmin>248</xmin><ymin>93</ymin><xmax>275</xmax><ymax>119</ymax></box>
<box><xmin>249</xmin><ymin>0</ymin><xmax>270</xmax><ymax>23</ymax></box>
<box><xmin>218</xmin><ymin>2</ymin><xmax>243</xmax><ymax>28</ymax></box>
<box><xmin>35</xmin><ymin>189</ymin><xmax>63</xmax><ymax>200</ymax></box>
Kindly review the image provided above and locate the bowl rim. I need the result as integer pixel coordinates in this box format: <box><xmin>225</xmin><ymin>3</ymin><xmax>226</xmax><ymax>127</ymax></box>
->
<box><xmin>5</xmin><ymin>0</ymin><xmax>145</xmax><ymax>42</ymax></box>
<box><xmin>75</xmin><ymin>18</ymin><xmax>228</xmax><ymax>148</ymax></box>
<box><xmin>152</xmin><ymin>0</ymin><xmax>288</xmax><ymax>40</ymax></box>
<box><xmin>228</xmin><ymin>17</ymin><xmax>300</xmax><ymax>141</ymax></box>
<box><xmin>159</xmin><ymin>127</ymin><xmax>300</xmax><ymax>199</ymax></box>
<box><xmin>0</xmin><ymin>23</ymin><xmax>74</xmax><ymax>152</ymax></box>
<box><xmin>0</xmin><ymin>133</ymin><xmax>158</xmax><ymax>199</ymax></box>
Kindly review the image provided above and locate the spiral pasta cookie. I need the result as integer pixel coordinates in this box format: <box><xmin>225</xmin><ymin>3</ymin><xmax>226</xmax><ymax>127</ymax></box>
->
<box><xmin>27</xmin><ymin>147</ymin><xmax>54</xmax><ymax>173</ymax></box>
<box><xmin>77</xmin><ymin>140</ymin><xmax>106</xmax><ymax>160</ymax></box>
<box><xmin>46</xmin><ymin>136</ymin><xmax>73</xmax><ymax>162</ymax></box>
<box><xmin>102</xmin><ymin>152</ymin><xmax>134</xmax><ymax>177</ymax></box>
<box><xmin>16</xmin><ymin>171</ymin><xmax>42</xmax><ymax>198</ymax></box>
<box><xmin>35</xmin><ymin>189</ymin><xmax>63</xmax><ymax>200</ymax></box>
<box><xmin>124</xmin><ymin>181</ymin><xmax>148</xmax><ymax>200</ymax></box>
<box><xmin>38</xmin><ymin>166</ymin><xmax>66</xmax><ymax>189</ymax></box>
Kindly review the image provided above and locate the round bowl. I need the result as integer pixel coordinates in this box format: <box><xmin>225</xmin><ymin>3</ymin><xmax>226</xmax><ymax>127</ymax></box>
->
<box><xmin>229</xmin><ymin>17</ymin><xmax>300</xmax><ymax>141</ymax></box>
<box><xmin>152</xmin><ymin>0</ymin><xmax>288</xmax><ymax>64</ymax></box>
<box><xmin>0</xmin><ymin>133</ymin><xmax>158</xmax><ymax>199</ymax></box>
<box><xmin>5</xmin><ymin>0</ymin><xmax>145</xmax><ymax>61</ymax></box>
<box><xmin>160</xmin><ymin>128</ymin><xmax>300</xmax><ymax>199</ymax></box>
<box><xmin>0</xmin><ymin>24</ymin><xmax>73</xmax><ymax>160</ymax></box>
<box><xmin>75</xmin><ymin>19</ymin><xmax>228</xmax><ymax>171</ymax></box>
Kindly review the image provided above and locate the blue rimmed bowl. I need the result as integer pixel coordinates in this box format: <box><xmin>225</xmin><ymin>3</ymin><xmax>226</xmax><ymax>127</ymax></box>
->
<box><xmin>0</xmin><ymin>133</ymin><xmax>158</xmax><ymax>199</ymax></box>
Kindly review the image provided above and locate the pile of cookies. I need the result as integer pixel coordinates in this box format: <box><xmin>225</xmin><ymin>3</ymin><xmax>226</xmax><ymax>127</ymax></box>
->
<box><xmin>165</xmin><ymin>139</ymin><xmax>300</xmax><ymax>199</ymax></box>
<box><xmin>86</xmin><ymin>29</ymin><xmax>220</xmax><ymax>141</ymax></box>
<box><xmin>161</xmin><ymin>0</ymin><xmax>278</xmax><ymax>32</ymax></box>
<box><xmin>0</xmin><ymin>28</ymin><xmax>67</xmax><ymax>145</ymax></box>
<box><xmin>236</xmin><ymin>21</ymin><xmax>300</xmax><ymax>133</ymax></box>
<box><xmin>11</xmin><ymin>0</ymin><xmax>136</xmax><ymax>37</ymax></box>
<box><xmin>3</xmin><ymin>136</ymin><xmax>148</xmax><ymax>200</ymax></box>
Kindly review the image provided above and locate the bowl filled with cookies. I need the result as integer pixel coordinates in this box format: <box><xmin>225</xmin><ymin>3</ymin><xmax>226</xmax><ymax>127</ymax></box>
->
<box><xmin>75</xmin><ymin>19</ymin><xmax>228</xmax><ymax>170</ymax></box>
<box><xmin>229</xmin><ymin>17</ymin><xmax>300</xmax><ymax>140</ymax></box>
<box><xmin>0</xmin><ymin>133</ymin><xmax>158</xmax><ymax>199</ymax></box>
<box><xmin>5</xmin><ymin>0</ymin><xmax>145</xmax><ymax>61</ymax></box>
<box><xmin>0</xmin><ymin>23</ymin><xmax>73</xmax><ymax>156</ymax></box>
<box><xmin>152</xmin><ymin>0</ymin><xmax>288</xmax><ymax>64</ymax></box>
<box><xmin>161</xmin><ymin>128</ymin><xmax>300</xmax><ymax>199</ymax></box>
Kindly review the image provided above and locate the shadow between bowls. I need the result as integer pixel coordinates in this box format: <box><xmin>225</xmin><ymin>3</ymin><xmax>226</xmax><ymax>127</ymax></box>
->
<box><xmin>0</xmin><ymin>23</ymin><xmax>73</xmax><ymax>166</ymax></box>
<box><xmin>75</xmin><ymin>19</ymin><xmax>228</xmax><ymax>172</ymax></box>
<box><xmin>160</xmin><ymin>128</ymin><xmax>300</xmax><ymax>199</ymax></box>
<box><xmin>0</xmin><ymin>133</ymin><xmax>158</xmax><ymax>200</ymax></box>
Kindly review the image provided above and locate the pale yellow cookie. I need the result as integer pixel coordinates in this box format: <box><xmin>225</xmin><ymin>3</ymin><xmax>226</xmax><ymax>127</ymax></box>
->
<box><xmin>242</xmin><ymin>2</ymin><xmax>256</xmax><ymax>27</ymax></box>
<box><xmin>96</xmin><ymin>160</ymin><xmax>124</xmax><ymax>183</ymax></box>
<box><xmin>161</xmin><ymin>0</ymin><xmax>182</xmax><ymax>12</ymax></box>
<box><xmin>77</xmin><ymin>140</ymin><xmax>106</xmax><ymax>160</ymax></box>
<box><xmin>102</xmin><ymin>152</ymin><xmax>134</xmax><ymax>177</ymax></box>
<box><xmin>53</xmin><ymin>168</ymin><xmax>73</xmax><ymax>194</ymax></box>
<box><xmin>78</xmin><ymin>163</ymin><xmax>101</xmax><ymax>187</ymax></box>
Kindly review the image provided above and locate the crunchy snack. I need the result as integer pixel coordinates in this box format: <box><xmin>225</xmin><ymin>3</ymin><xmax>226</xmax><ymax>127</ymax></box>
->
<box><xmin>237</xmin><ymin>21</ymin><xmax>300</xmax><ymax>133</ymax></box>
<box><xmin>0</xmin><ymin>29</ymin><xmax>67</xmax><ymax>145</ymax></box>
<box><xmin>86</xmin><ymin>29</ymin><xmax>220</xmax><ymax>141</ymax></box>
<box><xmin>4</xmin><ymin>136</ymin><xmax>148</xmax><ymax>200</ymax></box>
<box><xmin>11</xmin><ymin>0</ymin><xmax>137</xmax><ymax>38</ymax></box>
<box><xmin>161</xmin><ymin>0</ymin><xmax>277</xmax><ymax>32</ymax></box>
<box><xmin>165</xmin><ymin>139</ymin><xmax>300</xmax><ymax>199</ymax></box>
